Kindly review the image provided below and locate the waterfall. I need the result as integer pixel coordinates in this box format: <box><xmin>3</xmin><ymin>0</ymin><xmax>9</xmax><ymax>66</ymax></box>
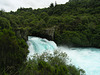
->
<box><xmin>27</xmin><ymin>36</ymin><xmax>100</xmax><ymax>75</ymax></box>
<box><xmin>27</xmin><ymin>36</ymin><xmax>57</xmax><ymax>59</ymax></box>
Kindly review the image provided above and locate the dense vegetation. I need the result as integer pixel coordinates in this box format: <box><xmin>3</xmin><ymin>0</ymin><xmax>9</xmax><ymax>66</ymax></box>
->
<box><xmin>0</xmin><ymin>0</ymin><xmax>100</xmax><ymax>74</ymax></box>
<box><xmin>18</xmin><ymin>50</ymin><xmax>85</xmax><ymax>75</ymax></box>
<box><xmin>0</xmin><ymin>17</ymin><xmax>29</xmax><ymax>74</ymax></box>
<box><xmin>1</xmin><ymin>0</ymin><xmax>100</xmax><ymax>48</ymax></box>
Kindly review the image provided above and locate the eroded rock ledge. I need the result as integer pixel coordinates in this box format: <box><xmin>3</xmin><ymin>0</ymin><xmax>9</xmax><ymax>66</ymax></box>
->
<box><xmin>15</xmin><ymin>26</ymin><xmax>56</xmax><ymax>41</ymax></box>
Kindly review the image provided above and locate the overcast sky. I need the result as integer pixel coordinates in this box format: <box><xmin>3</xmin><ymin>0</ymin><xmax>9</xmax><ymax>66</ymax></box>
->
<box><xmin>0</xmin><ymin>0</ymin><xmax>69</xmax><ymax>12</ymax></box>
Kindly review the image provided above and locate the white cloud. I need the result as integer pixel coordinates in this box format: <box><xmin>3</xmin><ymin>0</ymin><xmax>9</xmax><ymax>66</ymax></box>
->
<box><xmin>0</xmin><ymin>0</ymin><xmax>69</xmax><ymax>12</ymax></box>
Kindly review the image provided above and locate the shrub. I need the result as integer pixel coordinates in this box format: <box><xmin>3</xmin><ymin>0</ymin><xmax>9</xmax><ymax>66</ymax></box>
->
<box><xmin>18</xmin><ymin>50</ymin><xmax>85</xmax><ymax>75</ymax></box>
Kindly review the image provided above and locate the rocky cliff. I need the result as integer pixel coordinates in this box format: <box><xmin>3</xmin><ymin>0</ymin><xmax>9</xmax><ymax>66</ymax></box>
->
<box><xmin>15</xmin><ymin>26</ymin><xmax>56</xmax><ymax>41</ymax></box>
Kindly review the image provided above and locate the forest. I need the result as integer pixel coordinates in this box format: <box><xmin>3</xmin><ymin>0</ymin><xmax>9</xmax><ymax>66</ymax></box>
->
<box><xmin>0</xmin><ymin>0</ymin><xmax>100</xmax><ymax>74</ymax></box>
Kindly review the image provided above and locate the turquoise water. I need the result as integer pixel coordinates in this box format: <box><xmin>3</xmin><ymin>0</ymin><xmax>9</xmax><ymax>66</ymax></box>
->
<box><xmin>59</xmin><ymin>47</ymin><xmax>100</xmax><ymax>75</ymax></box>
<box><xmin>27</xmin><ymin>36</ymin><xmax>57</xmax><ymax>58</ymax></box>
<box><xmin>27</xmin><ymin>36</ymin><xmax>100</xmax><ymax>75</ymax></box>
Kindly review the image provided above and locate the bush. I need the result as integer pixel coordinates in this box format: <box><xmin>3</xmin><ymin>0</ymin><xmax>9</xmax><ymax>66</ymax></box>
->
<box><xmin>0</xmin><ymin>17</ymin><xmax>11</xmax><ymax>29</ymax></box>
<box><xmin>0</xmin><ymin>29</ymin><xmax>29</xmax><ymax>75</ymax></box>
<box><xmin>18</xmin><ymin>50</ymin><xmax>85</xmax><ymax>75</ymax></box>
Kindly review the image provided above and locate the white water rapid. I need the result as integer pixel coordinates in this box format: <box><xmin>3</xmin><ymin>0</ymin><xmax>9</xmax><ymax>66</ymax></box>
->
<box><xmin>27</xmin><ymin>36</ymin><xmax>57</xmax><ymax>58</ymax></box>
<box><xmin>27</xmin><ymin>36</ymin><xmax>100</xmax><ymax>75</ymax></box>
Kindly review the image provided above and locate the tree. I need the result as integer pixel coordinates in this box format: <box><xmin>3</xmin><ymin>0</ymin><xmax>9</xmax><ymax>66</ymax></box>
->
<box><xmin>0</xmin><ymin>29</ymin><xmax>29</xmax><ymax>74</ymax></box>
<box><xmin>40</xmin><ymin>12</ymin><xmax>49</xmax><ymax>22</ymax></box>
<box><xmin>50</xmin><ymin>3</ymin><xmax>54</xmax><ymax>8</ymax></box>
<box><xmin>18</xmin><ymin>50</ymin><xmax>85</xmax><ymax>75</ymax></box>
<box><xmin>0</xmin><ymin>17</ymin><xmax>11</xmax><ymax>29</ymax></box>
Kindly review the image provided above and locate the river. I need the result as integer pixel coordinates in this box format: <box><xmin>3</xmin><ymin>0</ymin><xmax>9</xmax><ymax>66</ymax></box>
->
<box><xmin>27</xmin><ymin>36</ymin><xmax>100</xmax><ymax>75</ymax></box>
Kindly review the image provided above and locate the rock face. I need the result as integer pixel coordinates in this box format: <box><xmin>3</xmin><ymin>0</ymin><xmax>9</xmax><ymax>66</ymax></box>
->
<box><xmin>15</xmin><ymin>26</ymin><xmax>56</xmax><ymax>41</ymax></box>
<box><xmin>30</xmin><ymin>27</ymin><xmax>56</xmax><ymax>40</ymax></box>
<box><xmin>15</xmin><ymin>27</ymin><xmax>29</xmax><ymax>41</ymax></box>
<box><xmin>44</xmin><ymin>26</ymin><xmax>56</xmax><ymax>40</ymax></box>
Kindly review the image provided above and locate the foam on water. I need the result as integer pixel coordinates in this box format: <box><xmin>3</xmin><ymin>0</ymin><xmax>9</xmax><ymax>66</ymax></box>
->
<box><xmin>27</xmin><ymin>36</ymin><xmax>100</xmax><ymax>75</ymax></box>
<box><xmin>59</xmin><ymin>46</ymin><xmax>100</xmax><ymax>75</ymax></box>
<box><xmin>27</xmin><ymin>36</ymin><xmax>57</xmax><ymax>59</ymax></box>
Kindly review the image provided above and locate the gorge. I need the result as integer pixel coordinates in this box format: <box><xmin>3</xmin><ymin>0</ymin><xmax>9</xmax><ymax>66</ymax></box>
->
<box><xmin>0</xmin><ymin>0</ymin><xmax>100</xmax><ymax>74</ymax></box>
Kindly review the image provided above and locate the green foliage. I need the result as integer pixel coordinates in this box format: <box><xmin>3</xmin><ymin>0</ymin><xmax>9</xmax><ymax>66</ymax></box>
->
<box><xmin>18</xmin><ymin>51</ymin><xmax>85</xmax><ymax>75</ymax></box>
<box><xmin>0</xmin><ymin>29</ymin><xmax>29</xmax><ymax>75</ymax></box>
<box><xmin>1</xmin><ymin>0</ymin><xmax>100</xmax><ymax>74</ymax></box>
<box><xmin>47</xmin><ymin>16</ymin><xmax>60</xmax><ymax>27</ymax></box>
<box><xmin>55</xmin><ymin>31</ymin><xmax>89</xmax><ymax>47</ymax></box>
<box><xmin>0</xmin><ymin>0</ymin><xmax>98</xmax><ymax>48</ymax></box>
<box><xmin>0</xmin><ymin>17</ymin><xmax>11</xmax><ymax>29</ymax></box>
<box><xmin>40</xmin><ymin>12</ymin><xmax>49</xmax><ymax>22</ymax></box>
